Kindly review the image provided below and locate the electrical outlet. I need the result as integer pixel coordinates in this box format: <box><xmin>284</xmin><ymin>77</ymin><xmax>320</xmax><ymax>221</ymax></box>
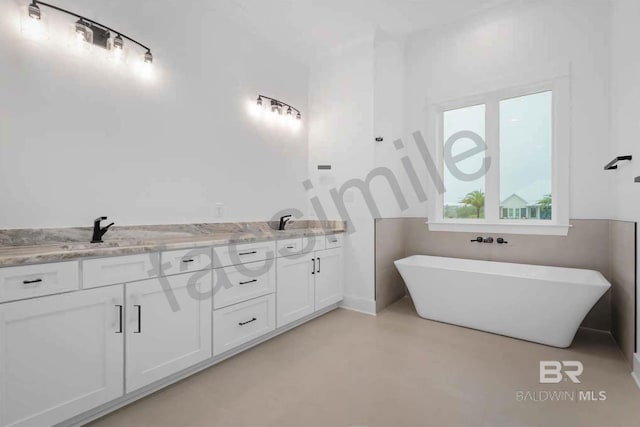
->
<box><xmin>215</xmin><ymin>203</ymin><xmax>225</xmax><ymax>219</ymax></box>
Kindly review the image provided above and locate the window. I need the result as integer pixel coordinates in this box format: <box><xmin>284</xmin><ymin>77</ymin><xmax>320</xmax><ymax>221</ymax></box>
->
<box><xmin>500</xmin><ymin>91</ymin><xmax>552</xmax><ymax>222</ymax></box>
<box><xmin>442</xmin><ymin>104</ymin><xmax>486</xmax><ymax>219</ymax></box>
<box><xmin>429</xmin><ymin>79</ymin><xmax>570</xmax><ymax>236</ymax></box>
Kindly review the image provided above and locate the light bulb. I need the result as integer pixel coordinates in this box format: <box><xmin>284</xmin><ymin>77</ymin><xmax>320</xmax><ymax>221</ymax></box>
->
<box><xmin>291</xmin><ymin>117</ymin><xmax>302</xmax><ymax>132</ymax></box>
<box><xmin>21</xmin><ymin>3</ymin><xmax>48</xmax><ymax>41</ymax></box>
<box><xmin>113</xmin><ymin>46</ymin><xmax>123</xmax><ymax>60</ymax></box>
<box><xmin>249</xmin><ymin>98</ymin><xmax>263</xmax><ymax>118</ymax></box>
<box><xmin>271</xmin><ymin>100</ymin><xmax>279</xmax><ymax>114</ymax></box>
<box><xmin>108</xmin><ymin>34</ymin><xmax>126</xmax><ymax>63</ymax></box>
<box><xmin>257</xmin><ymin>96</ymin><xmax>263</xmax><ymax>107</ymax></box>
<box><xmin>134</xmin><ymin>50</ymin><xmax>154</xmax><ymax>80</ymax></box>
<box><xmin>70</xmin><ymin>20</ymin><xmax>92</xmax><ymax>52</ymax></box>
<box><xmin>136</xmin><ymin>51</ymin><xmax>155</xmax><ymax>80</ymax></box>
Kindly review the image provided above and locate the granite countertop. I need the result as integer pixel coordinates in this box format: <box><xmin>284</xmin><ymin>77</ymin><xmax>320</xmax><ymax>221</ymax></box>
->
<box><xmin>0</xmin><ymin>221</ymin><xmax>347</xmax><ymax>267</ymax></box>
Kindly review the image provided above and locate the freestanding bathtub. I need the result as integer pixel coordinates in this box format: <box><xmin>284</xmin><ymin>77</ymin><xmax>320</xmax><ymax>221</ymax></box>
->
<box><xmin>394</xmin><ymin>255</ymin><xmax>611</xmax><ymax>348</ymax></box>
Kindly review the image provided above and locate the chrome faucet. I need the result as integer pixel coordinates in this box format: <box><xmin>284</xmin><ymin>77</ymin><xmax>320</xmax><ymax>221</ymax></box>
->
<box><xmin>91</xmin><ymin>216</ymin><xmax>114</xmax><ymax>243</ymax></box>
<box><xmin>278</xmin><ymin>215</ymin><xmax>292</xmax><ymax>231</ymax></box>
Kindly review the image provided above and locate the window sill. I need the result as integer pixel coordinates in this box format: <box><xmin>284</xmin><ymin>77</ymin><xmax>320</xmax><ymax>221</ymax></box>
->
<box><xmin>426</xmin><ymin>221</ymin><xmax>572</xmax><ymax>236</ymax></box>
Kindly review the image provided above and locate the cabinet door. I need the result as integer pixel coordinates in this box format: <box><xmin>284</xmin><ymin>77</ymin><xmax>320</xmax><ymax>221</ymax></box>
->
<box><xmin>314</xmin><ymin>248</ymin><xmax>343</xmax><ymax>311</ymax></box>
<box><xmin>126</xmin><ymin>272</ymin><xmax>212</xmax><ymax>393</ymax></box>
<box><xmin>0</xmin><ymin>286</ymin><xmax>124</xmax><ymax>427</ymax></box>
<box><xmin>276</xmin><ymin>255</ymin><xmax>315</xmax><ymax>328</ymax></box>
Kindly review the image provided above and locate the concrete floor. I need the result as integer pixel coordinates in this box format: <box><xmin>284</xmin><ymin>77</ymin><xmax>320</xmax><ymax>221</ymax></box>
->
<box><xmin>90</xmin><ymin>298</ymin><xmax>640</xmax><ymax>427</ymax></box>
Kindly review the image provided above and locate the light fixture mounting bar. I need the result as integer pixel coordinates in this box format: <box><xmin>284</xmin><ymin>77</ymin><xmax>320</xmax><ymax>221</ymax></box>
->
<box><xmin>258</xmin><ymin>95</ymin><xmax>301</xmax><ymax>116</ymax></box>
<box><xmin>31</xmin><ymin>0</ymin><xmax>152</xmax><ymax>52</ymax></box>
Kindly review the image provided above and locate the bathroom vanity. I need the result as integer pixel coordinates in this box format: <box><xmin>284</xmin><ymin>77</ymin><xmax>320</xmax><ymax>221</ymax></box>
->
<box><xmin>0</xmin><ymin>222</ymin><xmax>345</xmax><ymax>427</ymax></box>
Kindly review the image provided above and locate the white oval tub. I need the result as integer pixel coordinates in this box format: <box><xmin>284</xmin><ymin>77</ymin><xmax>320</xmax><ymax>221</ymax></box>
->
<box><xmin>394</xmin><ymin>255</ymin><xmax>611</xmax><ymax>348</ymax></box>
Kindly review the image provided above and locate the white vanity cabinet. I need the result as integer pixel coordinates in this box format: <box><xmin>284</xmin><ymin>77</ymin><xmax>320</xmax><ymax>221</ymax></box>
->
<box><xmin>0</xmin><ymin>285</ymin><xmax>125</xmax><ymax>427</ymax></box>
<box><xmin>276</xmin><ymin>235</ymin><xmax>343</xmax><ymax>328</ymax></box>
<box><xmin>0</xmin><ymin>231</ymin><xmax>343</xmax><ymax>426</ymax></box>
<box><xmin>125</xmin><ymin>272</ymin><xmax>212</xmax><ymax>393</ymax></box>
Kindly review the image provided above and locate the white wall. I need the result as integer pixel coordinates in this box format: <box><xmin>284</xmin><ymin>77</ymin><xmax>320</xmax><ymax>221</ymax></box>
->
<box><xmin>373</xmin><ymin>31</ymin><xmax>409</xmax><ymax>219</ymax></box>
<box><xmin>0</xmin><ymin>0</ymin><xmax>309</xmax><ymax>228</ymax></box>
<box><xmin>307</xmin><ymin>37</ymin><xmax>377</xmax><ymax>313</ymax></box>
<box><xmin>403</xmin><ymin>0</ymin><xmax>612</xmax><ymax>220</ymax></box>
<box><xmin>610</xmin><ymin>0</ymin><xmax>640</xmax><ymax>223</ymax></box>
<box><xmin>610</xmin><ymin>0</ymin><xmax>640</xmax><ymax>371</ymax></box>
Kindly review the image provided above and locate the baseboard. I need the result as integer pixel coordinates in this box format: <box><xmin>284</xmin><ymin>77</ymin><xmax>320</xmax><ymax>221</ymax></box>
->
<box><xmin>57</xmin><ymin>304</ymin><xmax>339</xmax><ymax>427</ymax></box>
<box><xmin>340</xmin><ymin>294</ymin><xmax>376</xmax><ymax>315</ymax></box>
<box><xmin>632</xmin><ymin>353</ymin><xmax>640</xmax><ymax>390</ymax></box>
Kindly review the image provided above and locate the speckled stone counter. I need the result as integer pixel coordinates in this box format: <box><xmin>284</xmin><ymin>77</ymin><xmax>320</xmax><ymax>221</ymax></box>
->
<box><xmin>0</xmin><ymin>221</ymin><xmax>347</xmax><ymax>267</ymax></box>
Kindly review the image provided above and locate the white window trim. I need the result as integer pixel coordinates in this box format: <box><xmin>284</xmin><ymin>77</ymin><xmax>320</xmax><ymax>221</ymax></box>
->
<box><xmin>427</xmin><ymin>78</ymin><xmax>571</xmax><ymax>236</ymax></box>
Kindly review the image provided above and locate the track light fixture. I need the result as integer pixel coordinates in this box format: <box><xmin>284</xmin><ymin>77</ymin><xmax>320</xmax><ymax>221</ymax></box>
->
<box><xmin>22</xmin><ymin>1</ymin><xmax>154</xmax><ymax>76</ymax></box>
<box><xmin>258</xmin><ymin>95</ymin><xmax>301</xmax><ymax>120</ymax></box>
<box><xmin>251</xmin><ymin>95</ymin><xmax>302</xmax><ymax>132</ymax></box>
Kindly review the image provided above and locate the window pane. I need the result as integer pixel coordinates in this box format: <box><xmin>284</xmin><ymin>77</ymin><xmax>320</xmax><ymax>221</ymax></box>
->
<box><xmin>443</xmin><ymin>104</ymin><xmax>486</xmax><ymax>219</ymax></box>
<box><xmin>499</xmin><ymin>91</ymin><xmax>552</xmax><ymax>221</ymax></box>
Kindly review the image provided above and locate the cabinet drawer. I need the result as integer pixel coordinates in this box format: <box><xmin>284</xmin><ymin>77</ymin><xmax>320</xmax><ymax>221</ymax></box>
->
<box><xmin>213</xmin><ymin>294</ymin><xmax>275</xmax><ymax>356</ymax></box>
<box><xmin>213</xmin><ymin>262</ymin><xmax>275</xmax><ymax>309</ymax></box>
<box><xmin>303</xmin><ymin>235</ymin><xmax>326</xmax><ymax>252</ymax></box>
<box><xmin>0</xmin><ymin>261</ymin><xmax>79</xmax><ymax>303</ymax></box>
<box><xmin>213</xmin><ymin>241</ymin><xmax>276</xmax><ymax>268</ymax></box>
<box><xmin>83</xmin><ymin>253</ymin><xmax>159</xmax><ymax>289</ymax></box>
<box><xmin>325</xmin><ymin>234</ymin><xmax>343</xmax><ymax>249</ymax></box>
<box><xmin>276</xmin><ymin>238</ymin><xmax>303</xmax><ymax>257</ymax></box>
<box><xmin>161</xmin><ymin>248</ymin><xmax>212</xmax><ymax>276</ymax></box>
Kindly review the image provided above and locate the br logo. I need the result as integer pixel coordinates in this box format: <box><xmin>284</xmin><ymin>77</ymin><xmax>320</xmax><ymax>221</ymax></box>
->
<box><xmin>539</xmin><ymin>361</ymin><xmax>584</xmax><ymax>384</ymax></box>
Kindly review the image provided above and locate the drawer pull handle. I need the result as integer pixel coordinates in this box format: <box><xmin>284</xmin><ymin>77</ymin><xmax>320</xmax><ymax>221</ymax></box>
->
<box><xmin>238</xmin><ymin>317</ymin><xmax>257</xmax><ymax>326</ymax></box>
<box><xmin>285</xmin><ymin>245</ymin><xmax>295</xmax><ymax>249</ymax></box>
<box><xmin>317</xmin><ymin>257</ymin><xmax>321</xmax><ymax>274</ymax></box>
<box><xmin>312</xmin><ymin>258</ymin><xmax>315</xmax><ymax>275</ymax></box>
<box><xmin>182</xmin><ymin>259</ymin><xmax>195</xmax><ymax>263</ymax></box>
<box><xmin>239</xmin><ymin>251</ymin><xmax>257</xmax><ymax>256</ymax></box>
<box><xmin>116</xmin><ymin>305</ymin><xmax>123</xmax><ymax>334</ymax></box>
<box><xmin>134</xmin><ymin>305</ymin><xmax>142</xmax><ymax>333</ymax></box>
<box><xmin>22</xmin><ymin>278</ymin><xmax>43</xmax><ymax>285</ymax></box>
<box><xmin>330</xmin><ymin>239</ymin><xmax>338</xmax><ymax>243</ymax></box>
<box><xmin>239</xmin><ymin>279</ymin><xmax>257</xmax><ymax>285</ymax></box>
